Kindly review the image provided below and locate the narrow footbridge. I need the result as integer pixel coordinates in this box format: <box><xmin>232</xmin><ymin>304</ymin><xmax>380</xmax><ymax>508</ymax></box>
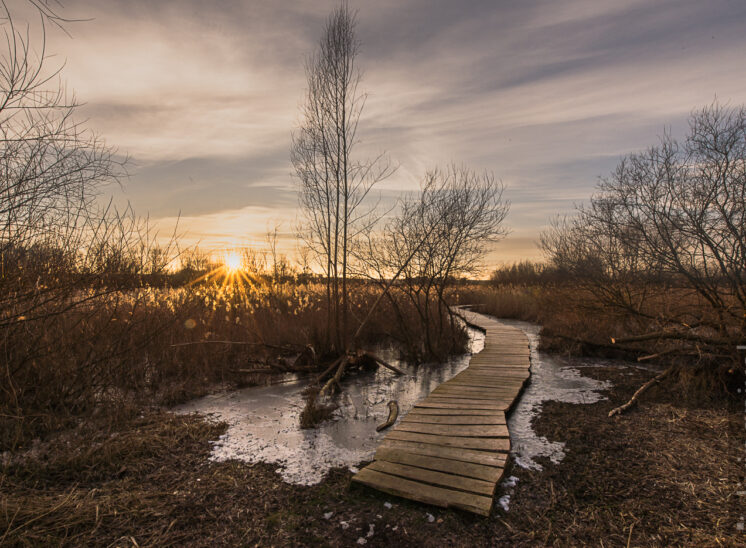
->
<box><xmin>351</xmin><ymin>309</ymin><xmax>530</xmax><ymax>516</ymax></box>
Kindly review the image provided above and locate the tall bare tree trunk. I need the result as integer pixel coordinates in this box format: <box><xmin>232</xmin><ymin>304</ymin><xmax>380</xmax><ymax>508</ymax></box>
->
<box><xmin>291</xmin><ymin>3</ymin><xmax>393</xmax><ymax>353</ymax></box>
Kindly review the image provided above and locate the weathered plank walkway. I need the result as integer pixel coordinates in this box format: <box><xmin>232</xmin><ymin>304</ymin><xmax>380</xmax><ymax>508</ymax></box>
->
<box><xmin>351</xmin><ymin>309</ymin><xmax>530</xmax><ymax>516</ymax></box>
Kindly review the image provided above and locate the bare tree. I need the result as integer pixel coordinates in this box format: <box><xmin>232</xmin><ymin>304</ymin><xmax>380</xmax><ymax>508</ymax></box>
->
<box><xmin>0</xmin><ymin>2</ymin><xmax>180</xmax><ymax>440</ymax></box>
<box><xmin>540</xmin><ymin>102</ymin><xmax>745</xmax><ymax>378</ymax></box>
<box><xmin>0</xmin><ymin>1</ymin><xmax>125</xmax><ymax>259</ymax></box>
<box><xmin>291</xmin><ymin>2</ymin><xmax>393</xmax><ymax>352</ymax></box>
<box><xmin>360</xmin><ymin>165</ymin><xmax>509</xmax><ymax>358</ymax></box>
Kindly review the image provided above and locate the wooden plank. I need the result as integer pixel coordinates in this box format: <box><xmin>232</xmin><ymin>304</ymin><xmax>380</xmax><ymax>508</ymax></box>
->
<box><xmin>417</xmin><ymin>400</ymin><xmax>508</xmax><ymax>410</ymax></box>
<box><xmin>402</xmin><ymin>413</ymin><xmax>506</xmax><ymax>425</ymax></box>
<box><xmin>442</xmin><ymin>378</ymin><xmax>525</xmax><ymax>387</ymax></box>
<box><xmin>462</xmin><ymin>363</ymin><xmax>529</xmax><ymax>368</ymax></box>
<box><xmin>473</xmin><ymin>349</ymin><xmax>527</xmax><ymax>353</ymax></box>
<box><xmin>444</xmin><ymin>382</ymin><xmax>525</xmax><ymax>391</ymax></box>
<box><xmin>470</xmin><ymin>357</ymin><xmax>529</xmax><ymax>363</ymax></box>
<box><xmin>426</xmin><ymin>393</ymin><xmax>512</xmax><ymax>403</ymax></box>
<box><xmin>395</xmin><ymin>422</ymin><xmax>509</xmax><ymax>438</ymax></box>
<box><xmin>450</xmin><ymin>375</ymin><xmax>527</xmax><ymax>384</ymax></box>
<box><xmin>374</xmin><ymin>447</ymin><xmax>503</xmax><ymax>482</ymax></box>
<box><xmin>471</xmin><ymin>352</ymin><xmax>528</xmax><ymax>356</ymax></box>
<box><xmin>434</xmin><ymin>385</ymin><xmax>520</xmax><ymax>394</ymax></box>
<box><xmin>378</xmin><ymin>439</ymin><xmax>506</xmax><ymax>467</ymax></box>
<box><xmin>466</xmin><ymin>365</ymin><xmax>529</xmax><ymax>371</ymax></box>
<box><xmin>453</xmin><ymin>372</ymin><xmax>529</xmax><ymax>379</ymax></box>
<box><xmin>386</xmin><ymin>430</ymin><xmax>510</xmax><ymax>451</ymax></box>
<box><xmin>403</xmin><ymin>407</ymin><xmax>504</xmax><ymax>416</ymax></box>
<box><xmin>415</xmin><ymin>400</ymin><xmax>508</xmax><ymax>410</ymax></box>
<box><xmin>453</xmin><ymin>374</ymin><xmax>528</xmax><ymax>381</ymax></box>
<box><xmin>454</xmin><ymin>376</ymin><xmax>528</xmax><ymax>384</ymax></box>
<box><xmin>367</xmin><ymin>460</ymin><xmax>495</xmax><ymax>497</ymax></box>
<box><xmin>352</xmin><ymin>468</ymin><xmax>493</xmax><ymax>516</ymax></box>
<box><xmin>424</xmin><ymin>394</ymin><xmax>511</xmax><ymax>401</ymax></box>
<box><xmin>464</xmin><ymin>371</ymin><xmax>528</xmax><ymax>377</ymax></box>
<box><xmin>433</xmin><ymin>386</ymin><xmax>519</xmax><ymax>396</ymax></box>
<box><xmin>430</xmin><ymin>390</ymin><xmax>519</xmax><ymax>400</ymax></box>
<box><xmin>450</xmin><ymin>380</ymin><xmax>526</xmax><ymax>387</ymax></box>
<box><xmin>469</xmin><ymin>355</ymin><xmax>529</xmax><ymax>360</ymax></box>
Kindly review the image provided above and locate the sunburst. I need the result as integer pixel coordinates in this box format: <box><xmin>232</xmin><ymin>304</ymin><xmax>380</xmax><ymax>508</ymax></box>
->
<box><xmin>186</xmin><ymin>249</ymin><xmax>256</xmax><ymax>288</ymax></box>
<box><xmin>223</xmin><ymin>251</ymin><xmax>242</xmax><ymax>273</ymax></box>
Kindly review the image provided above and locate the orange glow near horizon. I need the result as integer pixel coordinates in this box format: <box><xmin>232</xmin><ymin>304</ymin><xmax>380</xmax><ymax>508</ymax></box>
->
<box><xmin>185</xmin><ymin>249</ymin><xmax>257</xmax><ymax>288</ymax></box>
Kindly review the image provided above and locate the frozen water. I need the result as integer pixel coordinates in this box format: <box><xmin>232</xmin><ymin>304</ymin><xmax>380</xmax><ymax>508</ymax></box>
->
<box><xmin>175</xmin><ymin>328</ymin><xmax>484</xmax><ymax>485</ymax></box>
<box><xmin>502</xmin><ymin>319</ymin><xmax>612</xmax><ymax>471</ymax></box>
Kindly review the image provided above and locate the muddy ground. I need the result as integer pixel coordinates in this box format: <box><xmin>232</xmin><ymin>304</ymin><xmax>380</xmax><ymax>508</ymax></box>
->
<box><xmin>1</xmin><ymin>366</ymin><xmax>743</xmax><ymax>547</ymax></box>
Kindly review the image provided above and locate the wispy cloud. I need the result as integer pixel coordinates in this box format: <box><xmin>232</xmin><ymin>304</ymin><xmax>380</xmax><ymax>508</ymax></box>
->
<box><xmin>51</xmin><ymin>0</ymin><xmax>746</xmax><ymax>263</ymax></box>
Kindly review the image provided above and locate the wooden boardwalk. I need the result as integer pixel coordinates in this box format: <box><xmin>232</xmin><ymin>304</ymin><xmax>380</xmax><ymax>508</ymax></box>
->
<box><xmin>351</xmin><ymin>310</ymin><xmax>530</xmax><ymax>516</ymax></box>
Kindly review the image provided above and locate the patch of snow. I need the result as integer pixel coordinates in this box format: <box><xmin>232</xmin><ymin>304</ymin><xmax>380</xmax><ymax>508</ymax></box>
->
<box><xmin>498</xmin><ymin>495</ymin><xmax>511</xmax><ymax>512</ymax></box>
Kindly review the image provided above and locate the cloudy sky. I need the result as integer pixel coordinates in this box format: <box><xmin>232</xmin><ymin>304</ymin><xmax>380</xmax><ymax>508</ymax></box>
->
<box><xmin>40</xmin><ymin>0</ymin><xmax>746</xmax><ymax>264</ymax></box>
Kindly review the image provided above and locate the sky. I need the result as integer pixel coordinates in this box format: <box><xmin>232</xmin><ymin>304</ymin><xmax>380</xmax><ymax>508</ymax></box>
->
<box><xmin>33</xmin><ymin>0</ymin><xmax>746</xmax><ymax>267</ymax></box>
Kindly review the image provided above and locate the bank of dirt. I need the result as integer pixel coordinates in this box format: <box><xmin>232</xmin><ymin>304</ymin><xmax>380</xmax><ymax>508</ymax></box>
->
<box><xmin>1</xmin><ymin>366</ymin><xmax>741</xmax><ymax>546</ymax></box>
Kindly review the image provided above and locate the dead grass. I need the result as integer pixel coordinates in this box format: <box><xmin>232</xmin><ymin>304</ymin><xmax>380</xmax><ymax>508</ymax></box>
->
<box><xmin>299</xmin><ymin>385</ymin><xmax>338</xmax><ymax>429</ymax></box>
<box><xmin>1</xmin><ymin>365</ymin><xmax>740</xmax><ymax>546</ymax></box>
<box><xmin>453</xmin><ymin>282</ymin><xmax>745</xmax><ymax>397</ymax></box>
<box><xmin>1</xmin><ymin>279</ymin><xmax>467</xmax><ymax>450</ymax></box>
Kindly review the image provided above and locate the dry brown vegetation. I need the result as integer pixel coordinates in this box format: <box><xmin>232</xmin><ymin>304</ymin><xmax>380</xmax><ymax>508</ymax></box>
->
<box><xmin>1</xmin><ymin>365</ymin><xmax>740</xmax><ymax>546</ymax></box>
<box><xmin>1</xmin><ymin>270</ymin><xmax>470</xmax><ymax>451</ymax></box>
<box><xmin>454</xmin><ymin>272</ymin><xmax>744</xmax><ymax>399</ymax></box>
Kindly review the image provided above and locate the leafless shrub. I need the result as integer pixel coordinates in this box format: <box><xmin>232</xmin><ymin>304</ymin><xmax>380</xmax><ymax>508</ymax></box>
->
<box><xmin>360</xmin><ymin>165</ymin><xmax>509</xmax><ymax>359</ymax></box>
<box><xmin>540</xmin><ymin>102</ymin><xmax>745</xmax><ymax>378</ymax></box>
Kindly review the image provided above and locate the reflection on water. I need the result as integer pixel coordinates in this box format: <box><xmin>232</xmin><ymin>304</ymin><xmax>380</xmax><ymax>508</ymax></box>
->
<box><xmin>175</xmin><ymin>329</ymin><xmax>485</xmax><ymax>485</ymax></box>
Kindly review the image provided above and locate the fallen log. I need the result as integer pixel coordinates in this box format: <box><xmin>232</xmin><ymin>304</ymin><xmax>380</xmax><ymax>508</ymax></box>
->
<box><xmin>316</xmin><ymin>355</ymin><xmax>345</xmax><ymax>384</ymax></box>
<box><xmin>376</xmin><ymin>400</ymin><xmax>399</xmax><ymax>432</ymax></box>
<box><xmin>320</xmin><ymin>356</ymin><xmax>348</xmax><ymax>397</ymax></box>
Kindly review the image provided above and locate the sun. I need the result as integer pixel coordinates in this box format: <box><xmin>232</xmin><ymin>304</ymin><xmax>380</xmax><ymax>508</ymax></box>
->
<box><xmin>223</xmin><ymin>251</ymin><xmax>242</xmax><ymax>273</ymax></box>
<box><xmin>185</xmin><ymin>249</ymin><xmax>254</xmax><ymax>288</ymax></box>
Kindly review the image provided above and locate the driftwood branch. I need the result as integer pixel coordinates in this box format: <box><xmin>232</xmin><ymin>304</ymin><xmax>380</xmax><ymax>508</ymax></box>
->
<box><xmin>376</xmin><ymin>400</ymin><xmax>399</xmax><ymax>431</ymax></box>
<box><xmin>319</xmin><ymin>356</ymin><xmax>348</xmax><ymax>397</ymax></box>
<box><xmin>637</xmin><ymin>349</ymin><xmax>675</xmax><ymax>362</ymax></box>
<box><xmin>611</xmin><ymin>331</ymin><xmax>724</xmax><ymax>346</ymax></box>
<box><xmin>608</xmin><ymin>366</ymin><xmax>673</xmax><ymax>417</ymax></box>
<box><xmin>316</xmin><ymin>355</ymin><xmax>345</xmax><ymax>384</ymax></box>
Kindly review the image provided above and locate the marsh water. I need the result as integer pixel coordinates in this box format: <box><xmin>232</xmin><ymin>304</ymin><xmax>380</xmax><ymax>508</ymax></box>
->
<box><xmin>175</xmin><ymin>328</ymin><xmax>485</xmax><ymax>485</ymax></box>
<box><xmin>176</xmin><ymin>318</ymin><xmax>617</xmax><ymax>486</ymax></box>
